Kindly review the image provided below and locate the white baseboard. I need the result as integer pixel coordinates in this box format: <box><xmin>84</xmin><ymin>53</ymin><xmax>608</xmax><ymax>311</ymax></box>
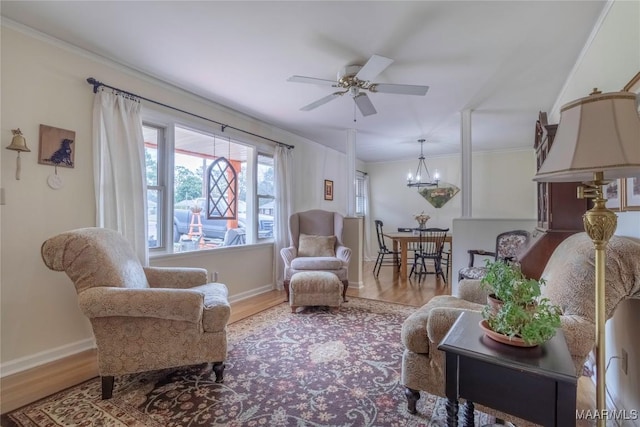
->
<box><xmin>0</xmin><ymin>338</ymin><xmax>95</xmax><ymax>378</ymax></box>
<box><xmin>227</xmin><ymin>283</ymin><xmax>275</xmax><ymax>303</ymax></box>
<box><xmin>348</xmin><ymin>281</ymin><xmax>364</xmax><ymax>288</ymax></box>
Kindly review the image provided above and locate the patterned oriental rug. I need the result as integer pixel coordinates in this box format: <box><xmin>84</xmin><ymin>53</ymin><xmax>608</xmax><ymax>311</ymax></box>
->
<box><xmin>3</xmin><ymin>298</ymin><xmax>495</xmax><ymax>427</ymax></box>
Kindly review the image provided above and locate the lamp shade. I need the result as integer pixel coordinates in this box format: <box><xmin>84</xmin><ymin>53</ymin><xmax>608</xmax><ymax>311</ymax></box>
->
<box><xmin>533</xmin><ymin>91</ymin><xmax>640</xmax><ymax>182</ymax></box>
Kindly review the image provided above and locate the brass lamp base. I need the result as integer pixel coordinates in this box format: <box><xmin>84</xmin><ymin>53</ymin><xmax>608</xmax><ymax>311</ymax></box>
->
<box><xmin>579</xmin><ymin>171</ymin><xmax>618</xmax><ymax>427</ymax></box>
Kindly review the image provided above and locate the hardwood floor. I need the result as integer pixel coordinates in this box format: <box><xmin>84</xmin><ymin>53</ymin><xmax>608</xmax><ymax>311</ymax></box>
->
<box><xmin>230</xmin><ymin>260</ymin><xmax>451</xmax><ymax>324</ymax></box>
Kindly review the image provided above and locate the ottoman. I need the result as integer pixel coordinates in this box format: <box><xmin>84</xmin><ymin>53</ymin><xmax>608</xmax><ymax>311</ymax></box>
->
<box><xmin>289</xmin><ymin>271</ymin><xmax>343</xmax><ymax>313</ymax></box>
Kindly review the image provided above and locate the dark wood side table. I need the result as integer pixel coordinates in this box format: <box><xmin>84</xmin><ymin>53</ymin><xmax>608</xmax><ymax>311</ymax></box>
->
<box><xmin>438</xmin><ymin>311</ymin><xmax>577</xmax><ymax>427</ymax></box>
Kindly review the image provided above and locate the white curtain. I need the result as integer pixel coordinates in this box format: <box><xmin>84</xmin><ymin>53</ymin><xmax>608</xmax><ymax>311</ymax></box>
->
<box><xmin>274</xmin><ymin>145</ymin><xmax>293</xmax><ymax>289</ymax></box>
<box><xmin>92</xmin><ymin>89</ymin><xmax>148</xmax><ymax>265</ymax></box>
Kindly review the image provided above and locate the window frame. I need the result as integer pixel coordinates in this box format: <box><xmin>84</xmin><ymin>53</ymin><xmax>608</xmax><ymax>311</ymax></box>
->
<box><xmin>256</xmin><ymin>153</ymin><xmax>275</xmax><ymax>242</ymax></box>
<box><xmin>355</xmin><ymin>171</ymin><xmax>367</xmax><ymax>217</ymax></box>
<box><xmin>142</xmin><ymin>108</ymin><xmax>275</xmax><ymax>256</ymax></box>
<box><xmin>143</xmin><ymin>122</ymin><xmax>167</xmax><ymax>250</ymax></box>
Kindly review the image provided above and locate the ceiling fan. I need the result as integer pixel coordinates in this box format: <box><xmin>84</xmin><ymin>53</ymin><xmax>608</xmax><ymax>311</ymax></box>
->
<box><xmin>287</xmin><ymin>54</ymin><xmax>429</xmax><ymax>117</ymax></box>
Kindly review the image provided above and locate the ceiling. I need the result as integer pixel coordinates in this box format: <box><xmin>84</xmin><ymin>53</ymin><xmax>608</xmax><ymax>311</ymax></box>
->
<box><xmin>1</xmin><ymin>1</ymin><xmax>606</xmax><ymax>163</ymax></box>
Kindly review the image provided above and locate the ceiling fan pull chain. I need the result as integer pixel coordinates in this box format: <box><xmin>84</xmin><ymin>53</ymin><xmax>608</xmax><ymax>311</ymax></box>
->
<box><xmin>353</xmin><ymin>100</ymin><xmax>357</xmax><ymax>123</ymax></box>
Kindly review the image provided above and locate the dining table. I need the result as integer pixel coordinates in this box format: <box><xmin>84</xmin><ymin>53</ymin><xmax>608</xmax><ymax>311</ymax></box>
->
<box><xmin>383</xmin><ymin>231</ymin><xmax>453</xmax><ymax>280</ymax></box>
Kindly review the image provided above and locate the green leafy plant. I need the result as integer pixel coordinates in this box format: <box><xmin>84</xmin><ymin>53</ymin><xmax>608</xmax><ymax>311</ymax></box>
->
<box><xmin>480</xmin><ymin>259</ymin><xmax>524</xmax><ymax>302</ymax></box>
<box><xmin>483</xmin><ymin>298</ymin><xmax>561</xmax><ymax>345</ymax></box>
<box><xmin>481</xmin><ymin>260</ymin><xmax>562</xmax><ymax>345</ymax></box>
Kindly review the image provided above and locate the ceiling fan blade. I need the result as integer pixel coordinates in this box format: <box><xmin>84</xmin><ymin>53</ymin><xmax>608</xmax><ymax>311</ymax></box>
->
<box><xmin>287</xmin><ymin>75</ymin><xmax>337</xmax><ymax>86</ymax></box>
<box><xmin>353</xmin><ymin>93</ymin><xmax>377</xmax><ymax>116</ymax></box>
<box><xmin>369</xmin><ymin>83</ymin><xmax>429</xmax><ymax>96</ymax></box>
<box><xmin>355</xmin><ymin>55</ymin><xmax>394</xmax><ymax>82</ymax></box>
<box><xmin>300</xmin><ymin>92</ymin><xmax>344</xmax><ymax>111</ymax></box>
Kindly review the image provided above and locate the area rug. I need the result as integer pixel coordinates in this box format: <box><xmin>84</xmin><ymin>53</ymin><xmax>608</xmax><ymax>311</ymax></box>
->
<box><xmin>2</xmin><ymin>298</ymin><xmax>495</xmax><ymax>426</ymax></box>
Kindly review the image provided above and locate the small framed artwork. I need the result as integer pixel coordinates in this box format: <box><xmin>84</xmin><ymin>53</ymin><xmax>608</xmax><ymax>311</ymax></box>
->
<box><xmin>623</xmin><ymin>70</ymin><xmax>640</xmax><ymax>114</ymax></box>
<box><xmin>622</xmin><ymin>177</ymin><xmax>640</xmax><ymax>211</ymax></box>
<box><xmin>324</xmin><ymin>179</ymin><xmax>334</xmax><ymax>201</ymax></box>
<box><xmin>38</xmin><ymin>124</ymin><xmax>76</xmax><ymax>168</ymax></box>
<box><xmin>604</xmin><ymin>179</ymin><xmax>621</xmax><ymax>211</ymax></box>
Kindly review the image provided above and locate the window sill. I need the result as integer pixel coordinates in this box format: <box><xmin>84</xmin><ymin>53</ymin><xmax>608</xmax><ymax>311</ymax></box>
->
<box><xmin>150</xmin><ymin>241</ymin><xmax>274</xmax><ymax>261</ymax></box>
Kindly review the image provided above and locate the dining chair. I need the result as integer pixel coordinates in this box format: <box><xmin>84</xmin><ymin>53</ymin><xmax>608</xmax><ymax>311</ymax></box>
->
<box><xmin>440</xmin><ymin>240</ymin><xmax>452</xmax><ymax>280</ymax></box>
<box><xmin>398</xmin><ymin>227</ymin><xmax>420</xmax><ymax>265</ymax></box>
<box><xmin>373</xmin><ymin>220</ymin><xmax>401</xmax><ymax>276</ymax></box>
<box><xmin>410</xmin><ymin>228</ymin><xmax>449</xmax><ymax>282</ymax></box>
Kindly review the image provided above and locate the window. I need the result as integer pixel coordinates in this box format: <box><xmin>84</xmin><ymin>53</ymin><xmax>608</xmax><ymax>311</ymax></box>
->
<box><xmin>257</xmin><ymin>154</ymin><xmax>275</xmax><ymax>239</ymax></box>
<box><xmin>355</xmin><ymin>171</ymin><xmax>367</xmax><ymax>217</ymax></box>
<box><xmin>143</xmin><ymin>120</ymin><xmax>275</xmax><ymax>254</ymax></box>
<box><xmin>144</xmin><ymin>125</ymin><xmax>164</xmax><ymax>249</ymax></box>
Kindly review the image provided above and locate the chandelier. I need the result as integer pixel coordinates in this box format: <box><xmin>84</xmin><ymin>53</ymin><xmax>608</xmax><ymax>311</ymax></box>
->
<box><xmin>406</xmin><ymin>139</ymin><xmax>439</xmax><ymax>188</ymax></box>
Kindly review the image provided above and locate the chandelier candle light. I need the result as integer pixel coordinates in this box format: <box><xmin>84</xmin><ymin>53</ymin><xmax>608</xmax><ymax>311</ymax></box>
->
<box><xmin>407</xmin><ymin>139</ymin><xmax>440</xmax><ymax>188</ymax></box>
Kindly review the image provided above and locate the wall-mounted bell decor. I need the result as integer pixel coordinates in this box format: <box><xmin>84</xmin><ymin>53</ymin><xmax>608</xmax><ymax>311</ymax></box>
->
<box><xmin>6</xmin><ymin>128</ymin><xmax>31</xmax><ymax>180</ymax></box>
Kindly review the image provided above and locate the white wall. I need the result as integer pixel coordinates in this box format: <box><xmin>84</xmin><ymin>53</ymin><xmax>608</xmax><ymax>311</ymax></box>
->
<box><xmin>290</xmin><ymin>139</ymin><xmax>348</xmax><ymax>216</ymax></box>
<box><xmin>365</xmin><ymin>149</ymin><xmax>537</xmax><ymax>258</ymax></box>
<box><xmin>0</xmin><ymin>24</ymin><xmax>351</xmax><ymax>376</ymax></box>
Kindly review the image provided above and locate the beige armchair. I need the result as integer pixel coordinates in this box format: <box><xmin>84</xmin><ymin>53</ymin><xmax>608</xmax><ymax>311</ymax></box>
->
<box><xmin>401</xmin><ymin>233</ymin><xmax>640</xmax><ymax>423</ymax></box>
<box><xmin>41</xmin><ymin>227</ymin><xmax>230</xmax><ymax>399</ymax></box>
<box><xmin>281</xmin><ymin>210</ymin><xmax>351</xmax><ymax>301</ymax></box>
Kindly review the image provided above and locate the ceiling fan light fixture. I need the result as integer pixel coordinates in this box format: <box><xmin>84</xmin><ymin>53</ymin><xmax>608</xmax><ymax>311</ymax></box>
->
<box><xmin>288</xmin><ymin>54</ymin><xmax>429</xmax><ymax>115</ymax></box>
<box><xmin>407</xmin><ymin>139</ymin><xmax>439</xmax><ymax>188</ymax></box>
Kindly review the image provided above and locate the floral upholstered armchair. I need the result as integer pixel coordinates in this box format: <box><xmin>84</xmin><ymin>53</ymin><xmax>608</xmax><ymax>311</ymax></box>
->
<box><xmin>41</xmin><ymin>227</ymin><xmax>230</xmax><ymax>399</ymax></box>
<box><xmin>280</xmin><ymin>209</ymin><xmax>351</xmax><ymax>301</ymax></box>
<box><xmin>458</xmin><ymin>229</ymin><xmax>530</xmax><ymax>281</ymax></box>
<box><xmin>401</xmin><ymin>233</ymin><xmax>640</xmax><ymax>425</ymax></box>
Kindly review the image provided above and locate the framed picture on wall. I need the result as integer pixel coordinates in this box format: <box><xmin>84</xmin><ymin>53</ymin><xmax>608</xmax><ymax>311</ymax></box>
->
<box><xmin>622</xmin><ymin>177</ymin><xmax>640</xmax><ymax>211</ymax></box>
<box><xmin>620</xmin><ymin>72</ymin><xmax>640</xmax><ymax>211</ymax></box>
<box><xmin>38</xmin><ymin>124</ymin><xmax>76</xmax><ymax>168</ymax></box>
<box><xmin>622</xmin><ymin>70</ymin><xmax>640</xmax><ymax>114</ymax></box>
<box><xmin>324</xmin><ymin>179</ymin><xmax>333</xmax><ymax>201</ymax></box>
<box><xmin>604</xmin><ymin>179</ymin><xmax>621</xmax><ymax>211</ymax></box>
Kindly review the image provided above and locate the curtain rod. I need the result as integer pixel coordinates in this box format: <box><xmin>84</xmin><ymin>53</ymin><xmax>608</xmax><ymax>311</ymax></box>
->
<box><xmin>86</xmin><ymin>77</ymin><xmax>294</xmax><ymax>150</ymax></box>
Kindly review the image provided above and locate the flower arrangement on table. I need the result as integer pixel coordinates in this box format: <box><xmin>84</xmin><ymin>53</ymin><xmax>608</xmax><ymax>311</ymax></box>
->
<box><xmin>413</xmin><ymin>211</ymin><xmax>430</xmax><ymax>228</ymax></box>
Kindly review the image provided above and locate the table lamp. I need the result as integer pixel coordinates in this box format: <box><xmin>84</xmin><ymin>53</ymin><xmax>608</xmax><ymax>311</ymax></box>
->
<box><xmin>533</xmin><ymin>89</ymin><xmax>640</xmax><ymax>425</ymax></box>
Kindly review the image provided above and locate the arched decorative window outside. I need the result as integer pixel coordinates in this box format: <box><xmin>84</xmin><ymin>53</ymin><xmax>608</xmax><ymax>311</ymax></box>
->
<box><xmin>206</xmin><ymin>156</ymin><xmax>237</xmax><ymax>220</ymax></box>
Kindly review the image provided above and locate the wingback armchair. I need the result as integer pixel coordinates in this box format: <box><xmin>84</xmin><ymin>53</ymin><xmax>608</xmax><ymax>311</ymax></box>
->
<box><xmin>41</xmin><ymin>227</ymin><xmax>231</xmax><ymax>399</ymax></box>
<box><xmin>281</xmin><ymin>210</ymin><xmax>352</xmax><ymax>301</ymax></box>
<box><xmin>401</xmin><ymin>233</ymin><xmax>640</xmax><ymax>424</ymax></box>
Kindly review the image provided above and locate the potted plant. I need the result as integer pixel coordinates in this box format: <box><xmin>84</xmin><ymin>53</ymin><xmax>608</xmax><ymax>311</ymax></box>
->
<box><xmin>480</xmin><ymin>260</ymin><xmax>561</xmax><ymax>346</ymax></box>
<box><xmin>480</xmin><ymin>259</ymin><xmax>523</xmax><ymax>312</ymax></box>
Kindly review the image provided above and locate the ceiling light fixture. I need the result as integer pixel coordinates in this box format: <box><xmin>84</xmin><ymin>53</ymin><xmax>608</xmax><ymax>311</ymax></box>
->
<box><xmin>407</xmin><ymin>139</ymin><xmax>439</xmax><ymax>188</ymax></box>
